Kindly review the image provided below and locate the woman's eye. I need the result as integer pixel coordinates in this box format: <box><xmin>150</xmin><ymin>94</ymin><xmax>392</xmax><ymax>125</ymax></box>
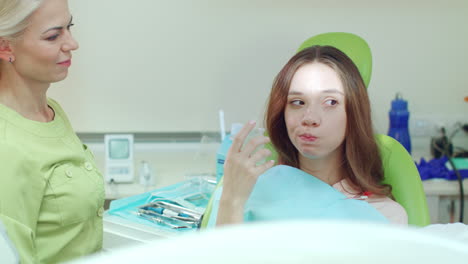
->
<box><xmin>46</xmin><ymin>34</ymin><xmax>59</xmax><ymax>41</ymax></box>
<box><xmin>290</xmin><ymin>100</ymin><xmax>304</xmax><ymax>106</ymax></box>
<box><xmin>325</xmin><ymin>99</ymin><xmax>338</xmax><ymax>106</ymax></box>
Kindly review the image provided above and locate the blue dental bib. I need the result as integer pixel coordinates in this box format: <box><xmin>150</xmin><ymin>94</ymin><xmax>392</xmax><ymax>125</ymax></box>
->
<box><xmin>207</xmin><ymin>165</ymin><xmax>388</xmax><ymax>227</ymax></box>
<box><xmin>244</xmin><ymin>165</ymin><xmax>388</xmax><ymax>223</ymax></box>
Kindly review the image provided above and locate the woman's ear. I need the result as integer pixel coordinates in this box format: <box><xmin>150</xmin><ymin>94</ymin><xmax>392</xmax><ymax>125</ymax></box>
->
<box><xmin>0</xmin><ymin>38</ymin><xmax>15</xmax><ymax>62</ymax></box>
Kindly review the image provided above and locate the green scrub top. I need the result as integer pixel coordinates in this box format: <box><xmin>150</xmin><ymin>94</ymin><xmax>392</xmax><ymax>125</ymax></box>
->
<box><xmin>0</xmin><ymin>98</ymin><xmax>105</xmax><ymax>263</ymax></box>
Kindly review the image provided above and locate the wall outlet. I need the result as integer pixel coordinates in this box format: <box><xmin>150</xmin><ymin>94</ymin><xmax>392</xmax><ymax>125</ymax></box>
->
<box><xmin>410</xmin><ymin>118</ymin><xmax>435</xmax><ymax>137</ymax></box>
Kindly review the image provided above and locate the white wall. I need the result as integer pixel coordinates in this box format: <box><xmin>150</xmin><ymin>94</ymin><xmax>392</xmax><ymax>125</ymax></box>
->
<box><xmin>48</xmin><ymin>0</ymin><xmax>468</xmax><ymax>135</ymax></box>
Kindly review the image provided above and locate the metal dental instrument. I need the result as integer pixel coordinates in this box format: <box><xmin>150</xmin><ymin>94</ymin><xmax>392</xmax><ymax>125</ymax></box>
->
<box><xmin>135</xmin><ymin>201</ymin><xmax>202</xmax><ymax>229</ymax></box>
<box><xmin>135</xmin><ymin>211</ymin><xmax>191</xmax><ymax>229</ymax></box>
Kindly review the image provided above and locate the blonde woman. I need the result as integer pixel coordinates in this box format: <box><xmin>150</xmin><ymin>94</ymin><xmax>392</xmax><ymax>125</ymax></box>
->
<box><xmin>0</xmin><ymin>0</ymin><xmax>104</xmax><ymax>262</ymax></box>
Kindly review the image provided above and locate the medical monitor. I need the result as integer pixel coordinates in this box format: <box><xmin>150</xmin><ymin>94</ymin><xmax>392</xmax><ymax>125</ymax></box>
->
<box><xmin>105</xmin><ymin>134</ymin><xmax>134</xmax><ymax>183</ymax></box>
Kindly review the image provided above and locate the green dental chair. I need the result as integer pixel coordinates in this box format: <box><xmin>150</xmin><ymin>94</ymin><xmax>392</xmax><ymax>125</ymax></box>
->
<box><xmin>201</xmin><ymin>32</ymin><xmax>430</xmax><ymax>227</ymax></box>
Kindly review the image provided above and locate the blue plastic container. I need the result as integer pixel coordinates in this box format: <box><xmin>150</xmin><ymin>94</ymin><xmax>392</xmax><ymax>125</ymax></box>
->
<box><xmin>388</xmin><ymin>94</ymin><xmax>412</xmax><ymax>154</ymax></box>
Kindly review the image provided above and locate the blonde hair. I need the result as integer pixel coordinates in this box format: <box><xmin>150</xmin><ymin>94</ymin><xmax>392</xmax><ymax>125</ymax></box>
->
<box><xmin>0</xmin><ymin>0</ymin><xmax>42</xmax><ymax>39</ymax></box>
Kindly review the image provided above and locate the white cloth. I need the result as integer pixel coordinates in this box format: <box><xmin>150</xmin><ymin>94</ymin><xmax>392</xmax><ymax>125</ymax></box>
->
<box><xmin>421</xmin><ymin>223</ymin><xmax>468</xmax><ymax>245</ymax></box>
<box><xmin>72</xmin><ymin>220</ymin><xmax>468</xmax><ymax>264</ymax></box>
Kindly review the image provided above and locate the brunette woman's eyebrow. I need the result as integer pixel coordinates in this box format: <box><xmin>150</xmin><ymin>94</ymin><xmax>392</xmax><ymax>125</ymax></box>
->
<box><xmin>288</xmin><ymin>91</ymin><xmax>303</xmax><ymax>95</ymax></box>
<box><xmin>322</xmin><ymin>89</ymin><xmax>344</xmax><ymax>95</ymax></box>
<box><xmin>288</xmin><ymin>89</ymin><xmax>344</xmax><ymax>95</ymax></box>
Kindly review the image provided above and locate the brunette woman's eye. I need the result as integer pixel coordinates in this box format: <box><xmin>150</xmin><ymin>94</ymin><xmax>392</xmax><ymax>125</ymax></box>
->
<box><xmin>290</xmin><ymin>99</ymin><xmax>304</xmax><ymax>106</ymax></box>
<box><xmin>325</xmin><ymin>99</ymin><xmax>338</xmax><ymax>106</ymax></box>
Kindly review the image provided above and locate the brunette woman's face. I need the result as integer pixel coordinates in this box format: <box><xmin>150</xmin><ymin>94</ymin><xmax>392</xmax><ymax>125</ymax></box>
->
<box><xmin>284</xmin><ymin>62</ymin><xmax>347</xmax><ymax>161</ymax></box>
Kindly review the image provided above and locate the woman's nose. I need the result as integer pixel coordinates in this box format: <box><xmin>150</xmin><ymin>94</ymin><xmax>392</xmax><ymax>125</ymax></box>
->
<box><xmin>301</xmin><ymin>107</ymin><xmax>321</xmax><ymax>127</ymax></box>
<box><xmin>62</xmin><ymin>31</ymin><xmax>79</xmax><ymax>52</ymax></box>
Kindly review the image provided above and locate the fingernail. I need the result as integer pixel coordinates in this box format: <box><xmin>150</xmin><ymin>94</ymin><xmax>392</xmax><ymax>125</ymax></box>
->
<box><xmin>249</xmin><ymin>120</ymin><xmax>256</xmax><ymax>125</ymax></box>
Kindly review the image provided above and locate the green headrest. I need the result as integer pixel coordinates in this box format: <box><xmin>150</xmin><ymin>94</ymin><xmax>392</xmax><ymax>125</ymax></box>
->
<box><xmin>297</xmin><ymin>32</ymin><xmax>372</xmax><ymax>88</ymax></box>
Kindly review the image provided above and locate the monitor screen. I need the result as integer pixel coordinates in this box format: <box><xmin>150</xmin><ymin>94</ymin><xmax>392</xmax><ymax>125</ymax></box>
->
<box><xmin>109</xmin><ymin>139</ymin><xmax>130</xmax><ymax>159</ymax></box>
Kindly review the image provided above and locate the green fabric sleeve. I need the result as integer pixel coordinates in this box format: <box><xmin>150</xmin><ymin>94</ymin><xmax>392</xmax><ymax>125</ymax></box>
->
<box><xmin>0</xmin><ymin>142</ymin><xmax>46</xmax><ymax>263</ymax></box>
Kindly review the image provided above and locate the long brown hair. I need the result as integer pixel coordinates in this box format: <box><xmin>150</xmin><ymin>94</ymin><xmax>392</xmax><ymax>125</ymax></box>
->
<box><xmin>265</xmin><ymin>45</ymin><xmax>391</xmax><ymax>196</ymax></box>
